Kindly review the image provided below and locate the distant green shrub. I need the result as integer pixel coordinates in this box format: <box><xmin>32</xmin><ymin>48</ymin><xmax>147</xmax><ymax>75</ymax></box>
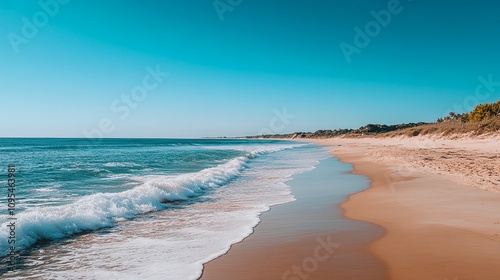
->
<box><xmin>460</xmin><ymin>113</ymin><xmax>470</xmax><ymax>123</ymax></box>
<box><xmin>441</xmin><ymin>111</ymin><xmax>466</xmax><ymax>122</ymax></box>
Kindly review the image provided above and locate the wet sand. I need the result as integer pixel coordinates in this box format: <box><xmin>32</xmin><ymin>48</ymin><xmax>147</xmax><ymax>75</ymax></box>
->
<box><xmin>201</xmin><ymin>157</ymin><xmax>388</xmax><ymax>280</ymax></box>
<box><xmin>314</xmin><ymin>137</ymin><xmax>500</xmax><ymax>280</ymax></box>
<box><xmin>202</xmin><ymin>136</ymin><xmax>500</xmax><ymax>280</ymax></box>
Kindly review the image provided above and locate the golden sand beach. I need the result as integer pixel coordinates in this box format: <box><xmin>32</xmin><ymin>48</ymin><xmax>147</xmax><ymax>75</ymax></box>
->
<box><xmin>202</xmin><ymin>135</ymin><xmax>500</xmax><ymax>280</ymax></box>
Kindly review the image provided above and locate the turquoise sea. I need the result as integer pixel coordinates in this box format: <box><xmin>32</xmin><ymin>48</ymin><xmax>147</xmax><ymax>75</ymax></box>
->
<box><xmin>0</xmin><ymin>138</ymin><xmax>327</xmax><ymax>279</ymax></box>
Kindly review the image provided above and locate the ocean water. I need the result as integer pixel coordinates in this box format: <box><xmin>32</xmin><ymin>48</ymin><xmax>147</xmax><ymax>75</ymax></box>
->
<box><xmin>0</xmin><ymin>138</ymin><xmax>327</xmax><ymax>279</ymax></box>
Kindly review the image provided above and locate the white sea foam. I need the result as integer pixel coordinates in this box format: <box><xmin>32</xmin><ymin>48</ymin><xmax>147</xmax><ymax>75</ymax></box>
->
<box><xmin>60</xmin><ymin>166</ymin><xmax>109</xmax><ymax>173</ymax></box>
<box><xmin>0</xmin><ymin>144</ymin><xmax>304</xmax><ymax>257</ymax></box>
<box><xmin>1</xmin><ymin>143</ymin><xmax>329</xmax><ymax>280</ymax></box>
<box><xmin>57</xmin><ymin>147</ymin><xmax>326</xmax><ymax>280</ymax></box>
<box><xmin>103</xmin><ymin>162</ymin><xmax>141</xmax><ymax>167</ymax></box>
<box><xmin>33</xmin><ymin>184</ymin><xmax>61</xmax><ymax>192</ymax></box>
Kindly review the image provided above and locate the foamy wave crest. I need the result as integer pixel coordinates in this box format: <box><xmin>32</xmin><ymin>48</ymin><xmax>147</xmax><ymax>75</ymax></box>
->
<box><xmin>103</xmin><ymin>162</ymin><xmax>141</xmax><ymax>167</ymax></box>
<box><xmin>205</xmin><ymin>143</ymin><xmax>307</xmax><ymax>154</ymax></box>
<box><xmin>0</xmin><ymin>145</ymin><xmax>299</xmax><ymax>257</ymax></box>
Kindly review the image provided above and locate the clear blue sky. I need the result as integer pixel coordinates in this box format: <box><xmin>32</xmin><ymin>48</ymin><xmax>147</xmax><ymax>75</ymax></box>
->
<box><xmin>1</xmin><ymin>0</ymin><xmax>499</xmax><ymax>137</ymax></box>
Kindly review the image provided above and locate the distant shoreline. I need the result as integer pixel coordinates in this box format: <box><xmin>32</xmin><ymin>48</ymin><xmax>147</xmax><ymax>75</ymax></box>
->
<box><xmin>245</xmin><ymin>100</ymin><xmax>500</xmax><ymax>139</ymax></box>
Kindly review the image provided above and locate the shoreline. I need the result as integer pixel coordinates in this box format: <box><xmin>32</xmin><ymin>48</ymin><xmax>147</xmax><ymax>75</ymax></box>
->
<box><xmin>201</xmin><ymin>136</ymin><xmax>500</xmax><ymax>279</ymax></box>
<box><xmin>201</xmin><ymin>154</ymin><xmax>388</xmax><ymax>280</ymax></box>
<box><xmin>312</xmin><ymin>137</ymin><xmax>500</xmax><ymax>280</ymax></box>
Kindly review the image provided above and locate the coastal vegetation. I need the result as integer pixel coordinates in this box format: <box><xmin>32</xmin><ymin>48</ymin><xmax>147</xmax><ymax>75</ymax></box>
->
<box><xmin>248</xmin><ymin>99</ymin><xmax>500</xmax><ymax>139</ymax></box>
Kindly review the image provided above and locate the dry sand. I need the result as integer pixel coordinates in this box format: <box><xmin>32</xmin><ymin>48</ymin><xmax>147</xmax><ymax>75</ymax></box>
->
<box><xmin>312</xmin><ymin>136</ymin><xmax>500</xmax><ymax>280</ymax></box>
